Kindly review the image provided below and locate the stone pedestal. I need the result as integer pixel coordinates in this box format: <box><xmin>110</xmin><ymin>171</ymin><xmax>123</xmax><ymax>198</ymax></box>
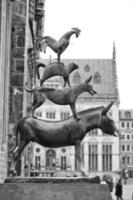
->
<box><xmin>0</xmin><ymin>177</ymin><xmax>113</xmax><ymax>200</ymax></box>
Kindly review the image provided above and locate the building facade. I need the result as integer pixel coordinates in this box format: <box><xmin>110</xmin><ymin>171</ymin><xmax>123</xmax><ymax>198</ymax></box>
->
<box><xmin>119</xmin><ymin>110</ymin><xmax>133</xmax><ymax>177</ymax></box>
<box><xmin>30</xmin><ymin>45</ymin><xmax>120</xmax><ymax>177</ymax></box>
<box><xmin>0</xmin><ymin>0</ymin><xmax>46</xmax><ymax>181</ymax></box>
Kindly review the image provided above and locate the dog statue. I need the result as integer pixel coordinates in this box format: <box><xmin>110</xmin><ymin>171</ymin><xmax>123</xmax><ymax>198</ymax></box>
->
<box><xmin>25</xmin><ymin>76</ymin><xmax>97</xmax><ymax>120</ymax></box>
<box><xmin>36</xmin><ymin>62</ymin><xmax>78</xmax><ymax>87</ymax></box>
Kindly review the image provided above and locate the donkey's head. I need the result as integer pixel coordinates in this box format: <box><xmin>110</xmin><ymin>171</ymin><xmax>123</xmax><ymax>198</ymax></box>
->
<box><xmin>85</xmin><ymin>76</ymin><xmax>97</xmax><ymax>95</ymax></box>
<box><xmin>100</xmin><ymin>102</ymin><xmax>119</xmax><ymax>136</ymax></box>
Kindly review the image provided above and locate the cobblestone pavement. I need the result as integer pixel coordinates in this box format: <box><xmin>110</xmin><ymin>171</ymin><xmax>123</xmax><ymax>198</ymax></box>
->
<box><xmin>111</xmin><ymin>179</ymin><xmax>133</xmax><ymax>200</ymax></box>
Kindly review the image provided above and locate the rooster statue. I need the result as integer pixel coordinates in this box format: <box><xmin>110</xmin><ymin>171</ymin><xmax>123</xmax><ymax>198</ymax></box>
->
<box><xmin>37</xmin><ymin>27</ymin><xmax>81</xmax><ymax>62</ymax></box>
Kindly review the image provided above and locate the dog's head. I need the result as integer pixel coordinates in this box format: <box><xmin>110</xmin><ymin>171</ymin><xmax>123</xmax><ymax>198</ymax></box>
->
<box><xmin>85</xmin><ymin>76</ymin><xmax>97</xmax><ymax>95</ymax></box>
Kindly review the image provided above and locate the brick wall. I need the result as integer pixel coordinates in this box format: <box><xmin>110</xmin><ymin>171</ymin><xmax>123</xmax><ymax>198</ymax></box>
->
<box><xmin>0</xmin><ymin>144</ymin><xmax>7</xmax><ymax>182</ymax></box>
<box><xmin>8</xmin><ymin>0</ymin><xmax>46</xmax><ymax>176</ymax></box>
<box><xmin>9</xmin><ymin>1</ymin><xmax>26</xmax><ymax>124</ymax></box>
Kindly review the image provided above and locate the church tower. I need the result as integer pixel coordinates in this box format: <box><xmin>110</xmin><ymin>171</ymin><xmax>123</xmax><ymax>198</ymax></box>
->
<box><xmin>113</xmin><ymin>41</ymin><xmax>116</xmax><ymax>63</ymax></box>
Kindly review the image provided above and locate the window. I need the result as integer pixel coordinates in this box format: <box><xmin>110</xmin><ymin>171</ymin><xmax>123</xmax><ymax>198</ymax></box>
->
<box><xmin>84</xmin><ymin>64</ymin><xmax>90</xmax><ymax>72</ymax></box>
<box><xmin>46</xmin><ymin>112</ymin><xmax>55</xmax><ymax>119</ymax></box>
<box><xmin>88</xmin><ymin>144</ymin><xmax>98</xmax><ymax>171</ymax></box>
<box><xmin>36</xmin><ymin>111</ymin><xmax>42</xmax><ymax>117</ymax></box>
<box><xmin>122</xmin><ymin>156</ymin><xmax>126</xmax><ymax>164</ymax></box>
<box><xmin>35</xmin><ymin>156</ymin><xmax>41</xmax><ymax>170</ymax></box>
<box><xmin>36</xmin><ymin>147</ymin><xmax>40</xmax><ymax>153</ymax></box>
<box><xmin>122</xmin><ymin>145</ymin><xmax>125</xmax><ymax>151</ymax></box>
<box><xmin>81</xmin><ymin>144</ymin><xmax>85</xmax><ymax>166</ymax></box>
<box><xmin>127</xmin><ymin>135</ymin><xmax>130</xmax><ymax>140</ymax></box>
<box><xmin>102</xmin><ymin>144</ymin><xmax>112</xmax><ymax>171</ymax></box>
<box><xmin>121</xmin><ymin>134</ymin><xmax>125</xmax><ymax>140</ymax></box>
<box><xmin>73</xmin><ymin>72</ymin><xmax>81</xmax><ymax>84</ymax></box>
<box><xmin>121</xmin><ymin>122</ymin><xmax>125</xmax><ymax>128</ymax></box>
<box><xmin>93</xmin><ymin>72</ymin><xmax>101</xmax><ymax>84</ymax></box>
<box><xmin>127</xmin><ymin>157</ymin><xmax>130</xmax><ymax>164</ymax></box>
<box><xmin>125</xmin><ymin>111</ymin><xmax>131</xmax><ymax>118</ymax></box>
<box><xmin>46</xmin><ymin>149</ymin><xmax>56</xmax><ymax>170</ymax></box>
<box><xmin>127</xmin><ymin>122</ymin><xmax>130</xmax><ymax>129</ymax></box>
<box><xmin>89</xmin><ymin>129</ymin><xmax>98</xmax><ymax>136</ymax></box>
<box><xmin>61</xmin><ymin>156</ymin><xmax>66</xmax><ymax>170</ymax></box>
<box><xmin>60</xmin><ymin>112</ymin><xmax>70</xmax><ymax>120</ymax></box>
<box><xmin>127</xmin><ymin>145</ymin><xmax>130</xmax><ymax>151</ymax></box>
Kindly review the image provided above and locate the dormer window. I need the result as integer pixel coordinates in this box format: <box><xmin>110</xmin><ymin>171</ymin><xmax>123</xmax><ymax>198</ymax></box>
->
<box><xmin>125</xmin><ymin>111</ymin><xmax>131</xmax><ymax>118</ymax></box>
<box><xmin>93</xmin><ymin>72</ymin><xmax>101</xmax><ymax>84</ymax></box>
<box><xmin>84</xmin><ymin>64</ymin><xmax>90</xmax><ymax>72</ymax></box>
<box><xmin>73</xmin><ymin>72</ymin><xmax>81</xmax><ymax>84</ymax></box>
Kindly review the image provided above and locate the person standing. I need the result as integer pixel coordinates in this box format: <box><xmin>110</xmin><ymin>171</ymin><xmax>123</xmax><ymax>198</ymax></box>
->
<box><xmin>115</xmin><ymin>179</ymin><xmax>123</xmax><ymax>200</ymax></box>
<box><xmin>123</xmin><ymin>169</ymin><xmax>128</xmax><ymax>184</ymax></box>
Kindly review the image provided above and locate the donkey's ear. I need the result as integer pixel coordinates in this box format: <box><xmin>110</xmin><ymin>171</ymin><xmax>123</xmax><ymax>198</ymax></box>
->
<box><xmin>85</xmin><ymin>76</ymin><xmax>92</xmax><ymax>84</ymax></box>
<box><xmin>102</xmin><ymin>102</ymin><xmax>114</xmax><ymax>115</ymax></box>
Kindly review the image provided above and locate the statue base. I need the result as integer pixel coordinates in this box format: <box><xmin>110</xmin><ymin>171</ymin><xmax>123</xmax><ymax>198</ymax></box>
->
<box><xmin>0</xmin><ymin>177</ymin><xmax>112</xmax><ymax>200</ymax></box>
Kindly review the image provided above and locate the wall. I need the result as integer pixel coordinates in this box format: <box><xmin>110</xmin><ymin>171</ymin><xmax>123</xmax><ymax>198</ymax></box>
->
<box><xmin>0</xmin><ymin>0</ymin><xmax>12</xmax><ymax>183</ymax></box>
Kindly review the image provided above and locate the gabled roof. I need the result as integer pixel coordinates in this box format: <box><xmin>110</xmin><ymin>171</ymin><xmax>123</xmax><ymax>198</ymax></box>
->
<box><xmin>40</xmin><ymin>58</ymin><xmax>119</xmax><ymax>102</ymax></box>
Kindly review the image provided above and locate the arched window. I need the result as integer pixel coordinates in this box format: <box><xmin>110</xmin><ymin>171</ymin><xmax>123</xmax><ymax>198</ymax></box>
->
<box><xmin>73</xmin><ymin>72</ymin><xmax>81</xmax><ymax>84</ymax></box>
<box><xmin>46</xmin><ymin>149</ymin><xmax>56</xmax><ymax>170</ymax></box>
<box><xmin>84</xmin><ymin>64</ymin><xmax>90</xmax><ymax>72</ymax></box>
<box><xmin>93</xmin><ymin>72</ymin><xmax>101</xmax><ymax>84</ymax></box>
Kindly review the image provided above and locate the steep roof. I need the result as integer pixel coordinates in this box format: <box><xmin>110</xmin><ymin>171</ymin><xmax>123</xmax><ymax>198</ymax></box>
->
<box><xmin>40</xmin><ymin>58</ymin><xmax>119</xmax><ymax>102</ymax></box>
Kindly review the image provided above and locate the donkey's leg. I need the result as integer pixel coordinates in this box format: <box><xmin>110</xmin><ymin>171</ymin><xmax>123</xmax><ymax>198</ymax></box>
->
<box><xmin>67</xmin><ymin>77</ymin><xmax>71</xmax><ymax>87</ymax></box>
<box><xmin>10</xmin><ymin>160</ymin><xmax>17</xmax><ymax>176</ymax></box>
<box><xmin>75</xmin><ymin>140</ymin><xmax>82</xmax><ymax>172</ymax></box>
<box><xmin>58</xmin><ymin>53</ymin><xmax>61</xmax><ymax>63</ymax></box>
<box><xmin>70</xmin><ymin>102</ymin><xmax>80</xmax><ymax>120</ymax></box>
<box><xmin>10</xmin><ymin>140</ymin><xmax>28</xmax><ymax>174</ymax></box>
<box><xmin>13</xmin><ymin>140</ymin><xmax>28</xmax><ymax>161</ymax></box>
<box><xmin>63</xmin><ymin>78</ymin><xmax>67</xmax><ymax>87</ymax></box>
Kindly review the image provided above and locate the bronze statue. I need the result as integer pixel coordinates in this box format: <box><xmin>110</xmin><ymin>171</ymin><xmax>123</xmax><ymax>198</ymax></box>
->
<box><xmin>36</xmin><ymin>62</ymin><xmax>78</xmax><ymax>86</ymax></box>
<box><xmin>11</xmin><ymin>102</ymin><xmax>119</xmax><ymax>171</ymax></box>
<box><xmin>25</xmin><ymin>76</ymin><xmax>97</xmax><ymax>120</ymax></box>
<box><xmin>37</xmin><ymin>27</ymin><xmax>81</xmax><ymax>62</ymax></box>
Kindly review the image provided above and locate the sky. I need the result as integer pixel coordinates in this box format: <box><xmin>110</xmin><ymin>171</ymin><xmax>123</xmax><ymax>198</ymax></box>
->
<box><xmin>43</xmin><ymin>0</ymin><xmax>133</xmax><ymax>109</ymax></box>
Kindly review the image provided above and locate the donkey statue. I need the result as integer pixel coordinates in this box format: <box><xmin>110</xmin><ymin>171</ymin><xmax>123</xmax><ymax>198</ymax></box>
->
<box><xmin>11</xmin><ymin>102</ymin><xmax>119</xmax><ymax>172</ymax></box>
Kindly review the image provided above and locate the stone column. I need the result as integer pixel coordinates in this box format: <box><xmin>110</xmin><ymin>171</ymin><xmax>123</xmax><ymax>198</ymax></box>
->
<box><xmin>0</xmin><ymin>0</ymin><xmax>12</xmax><ymax>183</ymax></box>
